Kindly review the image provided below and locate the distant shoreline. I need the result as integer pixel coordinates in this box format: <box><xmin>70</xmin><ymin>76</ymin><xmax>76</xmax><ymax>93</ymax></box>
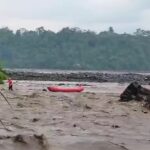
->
<box><xmin>4</xmin><ymin>69</ymin><xmax>150</xmax><ymax>84</ymax></box>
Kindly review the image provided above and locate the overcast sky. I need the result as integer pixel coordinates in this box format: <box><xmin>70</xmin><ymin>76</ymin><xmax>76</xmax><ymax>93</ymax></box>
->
<box><xmin>0</xmin><ymin>0</ymin><xmax>150</xmax><ymax>33</ymax></box>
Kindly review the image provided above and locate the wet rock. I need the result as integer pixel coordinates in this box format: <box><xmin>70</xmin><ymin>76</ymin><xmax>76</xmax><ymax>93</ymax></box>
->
<box><xmin>32</xmin><ymin>118</ymin><xmax>40</xmax><ymax>122</ymax></box>
<box><xmin>17</xmin><ymin>103</ymin><xmax>24</xmax><ymax>108</ymax></box>
<box><xmin>0</xmin><ymin>134</ymin><xmax>49</xmax><ymax>150</ymax></box>
<box><xmin>120</xmin><ymin>81</ymin><xmax>150</xmax><ymax>109</ymax></box>
<box><xmin>142</xmin><ymin>110</ymin><xmax>148</xmax><ymax>114</ymax></box>
<box><xmin>120</xmin><ymin>81</ymin><xmax>150</xmax><ymax>102</ymax></box>
<box><xmin>84</xmin><ymin>104</ymin><xmax>92</xmax><ymax>110</ymax></box>
<box><xmin>73</xmin><ymin>124</ymin><xmax>77</xmax><ymax>127</ymax></box>
<box><xmin>120</xmin><ymin>82</ymin><xmax>141</xmax><ymax>102</ymax></box>
<box><xmin>12</xmin><ymin>117</ymin><xmax>19</xmax><ymax>120</ymax></box>
<box><xmin>42</xmin><ymin>89</ymin><xmax>47</xmax><ymax>91</ymax></box>
<box><xmin>13</xmin><ymin>135</ymin><xmax>27</xmax><ymax>144</ymax></box>
<box><xmin>112</xmin><ymin>125</ymin><xmax>120</xmax><ymax>128</ymax></box>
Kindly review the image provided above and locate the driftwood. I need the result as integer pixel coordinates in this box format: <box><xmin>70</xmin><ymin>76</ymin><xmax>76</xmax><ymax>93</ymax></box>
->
<box><xmin>0</xmin><ymin>91</ymin><xmax>13</xmax><ymax>110</ymax></box>
<box><xmin>120</xmin><ymin>82</ymin><xmax>150</xmax><ymax>108</ymax></box>
<box><xmin>0</xmin><ymin>91</ymin><xmax>13</xmax><ymax>131</ymax></box>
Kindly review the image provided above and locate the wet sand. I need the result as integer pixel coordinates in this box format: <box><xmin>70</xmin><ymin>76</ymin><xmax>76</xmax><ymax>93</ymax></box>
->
<box><xmin>0</xmin><ymin>81</ymin><xmax>150</xmax><ymax>150</ymax></box>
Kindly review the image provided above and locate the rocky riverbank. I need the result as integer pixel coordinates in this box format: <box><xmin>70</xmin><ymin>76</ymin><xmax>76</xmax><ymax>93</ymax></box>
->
<box><xmin>5</xmin><ymin>69</ymin><xmax>150</xmax><ymax>84</ymax></box>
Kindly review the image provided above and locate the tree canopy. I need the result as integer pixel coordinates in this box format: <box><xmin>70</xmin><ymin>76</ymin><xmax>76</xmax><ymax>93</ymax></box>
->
<box><xmin>0</xmin><ymin>26</ymin><xmax>150</xmax><ymax>71</ymax></box>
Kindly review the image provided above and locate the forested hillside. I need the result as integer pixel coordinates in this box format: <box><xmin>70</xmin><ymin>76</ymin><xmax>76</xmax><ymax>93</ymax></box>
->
<box><xmin>0</xmin><ymin>26</ymin><xmax>150</xmax><ymax>71</ymax></box>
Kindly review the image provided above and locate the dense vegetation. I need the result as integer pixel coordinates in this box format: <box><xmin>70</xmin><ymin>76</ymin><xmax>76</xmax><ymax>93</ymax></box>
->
<box><xmin>0</xmin><ymin>65</ymin><xmax>7</xmax><ymax>83</ymax></box>
<box><xmin>0</xmin><ymin>26</ymin><xmax>150</xmax><ymax>71</ymax></box>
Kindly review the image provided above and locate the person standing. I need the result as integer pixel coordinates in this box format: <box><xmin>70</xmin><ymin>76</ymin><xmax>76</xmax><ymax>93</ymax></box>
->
<box><xmin>8</xmin><ymin>78</ymin><xmax>13</xmax><ymax>90</ymax></box>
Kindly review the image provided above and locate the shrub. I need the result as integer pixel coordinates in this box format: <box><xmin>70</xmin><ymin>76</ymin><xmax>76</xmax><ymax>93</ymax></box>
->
<box><xmin>0</xmin><ymin>66</ymin><xmax>7</xmax><ymax>84</ymax></box>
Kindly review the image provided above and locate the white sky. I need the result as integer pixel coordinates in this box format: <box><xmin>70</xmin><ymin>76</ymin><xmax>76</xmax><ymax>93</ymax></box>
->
<box><xmin>0</xmin><ymin>0</ymin><xmax>150</xmax><ymax>33</ymax></box>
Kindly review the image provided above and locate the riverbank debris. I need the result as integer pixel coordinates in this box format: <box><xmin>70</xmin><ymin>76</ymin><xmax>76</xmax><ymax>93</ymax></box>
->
<box><xmin>120</xmin><ymin>81</ymin><xmax>150</xmax><ymax>109</ymax></box>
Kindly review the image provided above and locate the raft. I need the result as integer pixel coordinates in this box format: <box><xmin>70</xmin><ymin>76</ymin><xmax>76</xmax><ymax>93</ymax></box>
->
<box><xmin>47</xmin><ymin>86</ymin><xmax>84</xmax><ymax>92</ymax></box>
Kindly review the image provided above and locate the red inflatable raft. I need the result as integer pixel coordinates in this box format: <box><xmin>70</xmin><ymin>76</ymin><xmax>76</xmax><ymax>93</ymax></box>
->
<box><xmin>47</xmin><ymin>86</ymin><xmax>84</xmax><ymax>92</ymax></box>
